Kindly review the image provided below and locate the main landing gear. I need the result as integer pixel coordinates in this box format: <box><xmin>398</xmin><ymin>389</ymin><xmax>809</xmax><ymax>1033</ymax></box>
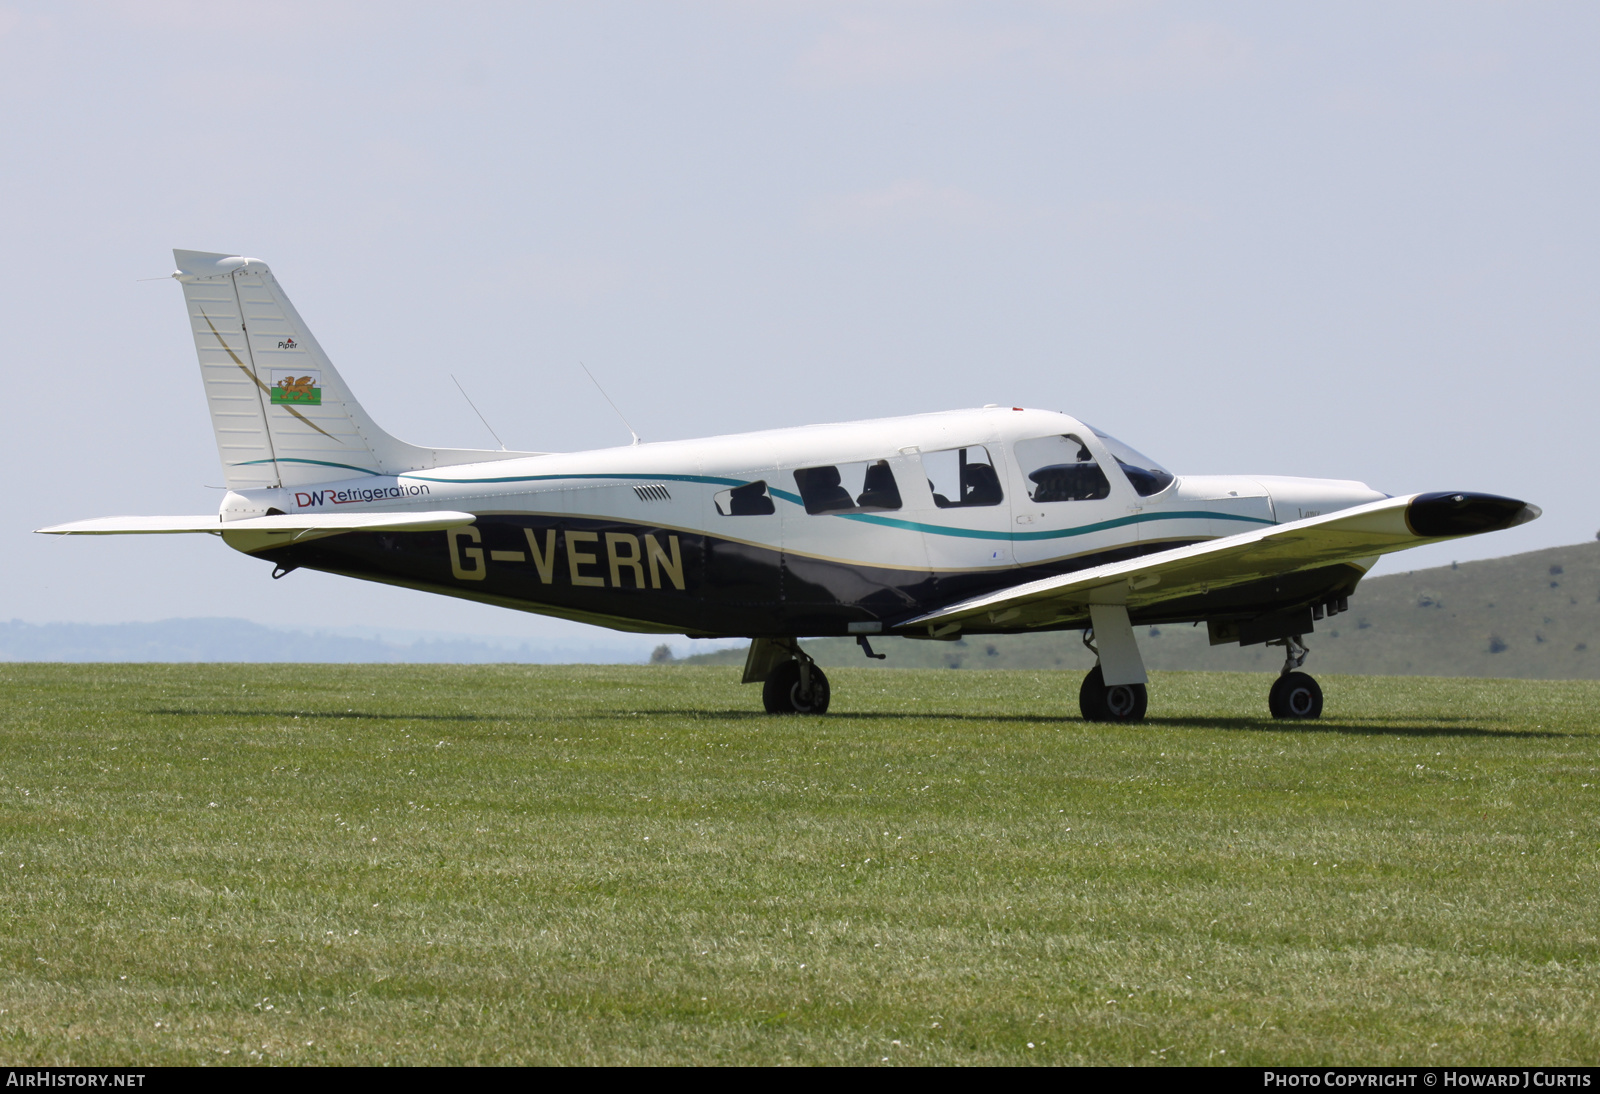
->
<box><xmin>1266</xmin><ymin>635</ymin><xmax>1322</xmax><ymax>719</ymax></box>
<box><xmin>764</xmin><ymin>658</ymin><xmax>831</xmax><ymax>715</ymax></box>
<box><xmin>1077</xmin><ymin>620</ymin><xmax>1149</xmax><ymax>722</ymax></box>
<box><xmin>1078</xmin><ymin>664</ymin><xmax>1148</xmax><ymax>722</ymax></box>
<box><xmin>744</xmin><ymin>638</ymin><xmax>831</xmax><ymax>715</ymax></box>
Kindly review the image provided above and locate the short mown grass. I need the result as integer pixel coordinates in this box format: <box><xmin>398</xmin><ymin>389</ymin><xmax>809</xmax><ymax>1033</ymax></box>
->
<box><xmin>1</xmin><ymin>664</ymin><xmax>1597</xmax><ymax>1065</ymax></box>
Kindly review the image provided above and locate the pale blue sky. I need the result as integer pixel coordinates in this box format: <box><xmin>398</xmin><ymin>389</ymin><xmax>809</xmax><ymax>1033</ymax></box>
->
<box><xmin>3</xmin><ymin>2</ymin><xmax>1595</xmax><ymax>647</ymax></box>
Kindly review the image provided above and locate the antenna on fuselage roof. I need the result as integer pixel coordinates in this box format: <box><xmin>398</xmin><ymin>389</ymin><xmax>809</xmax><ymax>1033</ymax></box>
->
<box><xmin>580</xmin><ymin>361</ymin><xmax>642</xmax><ymax>446</ymax></box>
<box><xmin>450</xmin><ymin>373</ymin><xmax>509</xmax><ymax>451</ymax></box>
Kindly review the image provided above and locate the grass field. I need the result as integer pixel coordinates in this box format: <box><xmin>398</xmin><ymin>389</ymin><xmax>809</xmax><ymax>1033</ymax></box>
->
<box><xmin>2</xmin><ymin>663</ymin><xmax>1597</xmax><ymax>1066</ymax></box>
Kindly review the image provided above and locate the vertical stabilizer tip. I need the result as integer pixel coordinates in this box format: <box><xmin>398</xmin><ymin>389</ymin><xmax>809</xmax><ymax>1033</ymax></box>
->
<box><xmin>172</xmin><ymin>250</ymin><xmax>265</xmax><ymax>282</ymax></box>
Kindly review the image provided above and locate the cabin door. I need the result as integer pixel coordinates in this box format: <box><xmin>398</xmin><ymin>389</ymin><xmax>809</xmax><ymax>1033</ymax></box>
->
<box><xmin>1005</xmin><ymin>431</ymin><xmax>1141</xmax><ymax>571</ymax></box>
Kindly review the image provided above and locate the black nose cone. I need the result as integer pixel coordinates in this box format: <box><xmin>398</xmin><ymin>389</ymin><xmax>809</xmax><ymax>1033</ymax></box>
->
<box><xmin>1406</xmin><ymin>492</ymin><xmax>1541</xmax><ymax>538</ymax></box>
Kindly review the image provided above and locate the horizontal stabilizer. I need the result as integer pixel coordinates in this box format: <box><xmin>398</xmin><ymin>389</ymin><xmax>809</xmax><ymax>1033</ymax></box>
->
<box><xmin>36</xmin><ymin>511</ymin><xmax>477</xmax><ymax>536</ymax></box>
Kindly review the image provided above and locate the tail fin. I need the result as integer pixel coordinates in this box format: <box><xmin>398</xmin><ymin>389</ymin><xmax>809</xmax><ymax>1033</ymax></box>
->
<box><xmin>173</xmin><ymin>250</ymin><xmax>538</xmax><ymax>490</ymax></box>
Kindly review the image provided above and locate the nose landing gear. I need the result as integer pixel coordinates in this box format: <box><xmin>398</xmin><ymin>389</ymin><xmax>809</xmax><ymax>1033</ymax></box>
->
<box><xmin>1266</xmin><ymin>635</ymin><xmax>1322</xmax><ymax>719</ymax></box>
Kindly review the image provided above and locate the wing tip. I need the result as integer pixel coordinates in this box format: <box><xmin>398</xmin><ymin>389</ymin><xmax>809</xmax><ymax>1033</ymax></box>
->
<box><xmin>1405</xmin><ymin>492</ymin><xmax>1540</xmax><ymax>538</ymax></box>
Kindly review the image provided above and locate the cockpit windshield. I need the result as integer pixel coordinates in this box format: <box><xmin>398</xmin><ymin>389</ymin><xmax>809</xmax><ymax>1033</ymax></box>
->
<box><xmin>1086</xmin><ymin>426</ymin><xmax>1175</xmax><ymax>497</ymax></box>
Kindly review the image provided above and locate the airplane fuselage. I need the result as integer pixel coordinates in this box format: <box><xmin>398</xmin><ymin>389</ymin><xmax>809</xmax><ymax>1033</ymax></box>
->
<box><xmin>219</xmin><ymin>407</ymin><xmax>1386</xmax><ymax>640</ymax></box>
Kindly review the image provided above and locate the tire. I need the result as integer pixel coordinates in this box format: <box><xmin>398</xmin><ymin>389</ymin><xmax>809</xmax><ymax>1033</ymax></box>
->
<box><xmin>1078</xmin><ymin>668</ymin><xmax>1108</xmax><ymax>721</ymax></box>
<box><xmin>1078</xmin><ymin>665</ymin><xmax>1148</xmax><ymax>722</ymax></box>
<box><xmin>762</xmin><ymin>661</ymin><xmax>831</xmax><ymax>715</ymax></box>
<box><xmin>1269</xmin><ymin>671</ymin><xmax>1323</xmax><ymax>719</ymax></box>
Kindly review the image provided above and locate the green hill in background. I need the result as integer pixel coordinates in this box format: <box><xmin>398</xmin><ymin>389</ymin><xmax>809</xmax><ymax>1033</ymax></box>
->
<box><xmin>682</xmin><ymin>541</ymin><xmax>1600</xmax><ymax>679</ymax></box>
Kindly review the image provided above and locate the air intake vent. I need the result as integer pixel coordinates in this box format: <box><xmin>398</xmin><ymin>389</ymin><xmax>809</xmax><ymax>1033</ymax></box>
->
<box><xmin>633</xmin><ymin>484</ymin><xmax>671</xmax><ymax>502</ymax></box>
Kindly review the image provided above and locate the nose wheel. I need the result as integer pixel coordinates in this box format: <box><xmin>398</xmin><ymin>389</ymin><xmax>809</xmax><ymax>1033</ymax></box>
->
<box><xmin>1266</xmin><ymin>635</ymin><xmax>1322</xmax><ymax>719</ymax></box>
<box><xmin>1269</xmin><ymin>672</ymin><xmax>1322</xmax><ymax>719</ymax></box>
<box><xmin>1078</xmin><ymin>665</ymin><xmax>1148</xmax><ymax>722</ymax></box>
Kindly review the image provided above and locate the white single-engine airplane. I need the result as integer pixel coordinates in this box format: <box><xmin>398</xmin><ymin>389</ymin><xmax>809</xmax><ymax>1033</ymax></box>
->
<box><xmin>40</xmin><ymin>250</ymin><xmax>1540</xmax><ymax>721</ymax></box>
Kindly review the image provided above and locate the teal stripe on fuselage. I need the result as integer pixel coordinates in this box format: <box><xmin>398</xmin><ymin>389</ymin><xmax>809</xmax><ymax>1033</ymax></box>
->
<box><xmin>834</xmin><ymin>508</ymin><xmax>1273</xmax><ymax>541</ymax></box>
<box><xmin>396</xmin><ymin>470</ymin><xmax>1274</xmax><ymax>542</ymax></box>
<box><xmin>406</xmin><ymin>471</ymin><xmax>753</xmax><ymax>488</ymax></box>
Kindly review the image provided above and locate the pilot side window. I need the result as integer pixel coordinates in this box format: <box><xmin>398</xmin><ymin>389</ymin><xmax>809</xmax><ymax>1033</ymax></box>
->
<box><xmin>793</xmin><ymin>460</ymin><xmax>903</xmax><ymax>515</ymax></box>
<box><xmin>1014</xmin><ymin>434</ymin><xmax>1111</xmax><ymax>502</ymax></box>
<box><xmin>922</xmin><ymin>445</ymin><xmax>1004</xmax><ymax>508</ymax></box>
<box><xmin>714</xmin><ymin>480</ymin><xmax>776</xmax><ymax>516</ymax></box>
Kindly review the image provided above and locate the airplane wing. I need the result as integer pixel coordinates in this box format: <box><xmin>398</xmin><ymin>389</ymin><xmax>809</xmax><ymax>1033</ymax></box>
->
<box><xmin>35</xmin><ymin>511</ymin><xmax>477</xmax><ymax>535</ymax></box>
<box><xmin>899</xmin><ymin>491</ymin><xmax>1539</xmax><ymax>631</ymax></box>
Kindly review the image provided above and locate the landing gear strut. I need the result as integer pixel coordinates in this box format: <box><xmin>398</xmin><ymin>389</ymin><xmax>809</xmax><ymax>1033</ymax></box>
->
<box><xmin>1267</xmin><ymin>635</ymin><xmax>1322</xmax><ymax>719</ymax></box>
<box><xmin>1077</xmin><ymin>627</ymin><xmax>1148</xmax><ymax>722</ymax></box>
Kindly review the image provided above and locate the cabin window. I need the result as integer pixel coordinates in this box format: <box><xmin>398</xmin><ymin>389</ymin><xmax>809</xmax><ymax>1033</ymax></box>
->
<box><xmin>793</xmin><ymin>460</ymin><xmax>903</xmax><ymax>515</ymax></box>
<box><xmin>922</xmin><ymin>445</ymin><xmax>1004</xmax><ymax>508</ymax></box>
<box><xmin>1086</xmin><ymin>427</ymin><xmax>1175</xmax><ymax>497</ymax></box>
<box><xmin>714</xmin><ymin>480</ymin><xmax>775</xmax><ymax>516</ymax></box>
<box><xmin>1014</xmin><ymin>434</ymin><xmax>1111</xmax><ymax>502</ymax></box>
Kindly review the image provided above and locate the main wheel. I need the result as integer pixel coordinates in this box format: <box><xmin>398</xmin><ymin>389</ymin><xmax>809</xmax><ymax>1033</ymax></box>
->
<box><xmin>1078</xmin><ymin>665</ymin><xmax>1148</xmax><ymax>722</ymax></box>
<box><xmin>1268</xmin><ymin>671</ymin><xmax>1323</xmax><ymax>719</ymax></box>
<box><xmin>762</xmin><ymin>661</ymin><xmax>831</xmax><ymax>714</ymax></box>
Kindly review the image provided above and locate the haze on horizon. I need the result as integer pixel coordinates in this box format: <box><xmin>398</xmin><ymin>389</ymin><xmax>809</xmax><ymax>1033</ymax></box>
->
<box><xmin>3</xmin><ymin>1</ymin><xmax>1595</xmax><ymax>648</ymax></box>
